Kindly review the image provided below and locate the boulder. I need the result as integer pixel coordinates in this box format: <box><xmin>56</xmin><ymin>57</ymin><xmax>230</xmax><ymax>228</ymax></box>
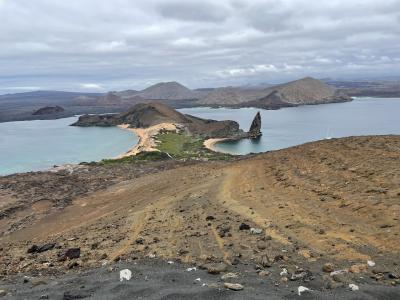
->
<box><xmin>27</xmin><ymin>243</ymin><xmax>56</xmax><ymax>254</ymax></box>
<box><xmin>58</xmin><ymin>248</ymin><xmax>80</xmax><ymax>260</ymax></box>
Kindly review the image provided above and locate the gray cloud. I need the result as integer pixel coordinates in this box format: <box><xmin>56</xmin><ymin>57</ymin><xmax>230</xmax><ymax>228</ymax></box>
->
<box><xmin>0</xmin><ymin>0</ymin><xmax>399</xmax><ymax>94</ymax></box>
<box><xmin>157</xmin><ymin>1</ymin><xmax>230</xmax><ymax>23</ymax></box>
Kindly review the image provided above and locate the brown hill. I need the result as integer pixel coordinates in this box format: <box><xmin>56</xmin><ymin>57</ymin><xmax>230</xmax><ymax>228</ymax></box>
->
<box><xmin>198</xmin><ymin>87</ymin><xmax>266</xmax><ymax>106</ymax></box>
<box><xmin>138</xmin><ymin>82</ymin><xmax>196</xmax><ymax>100</ymax></box>
<box><xmin>198</xmin><ymin>77</ymin><xmax>352</xmax><ymax>107</ymax></box>
<box><xmin>263</xmin><ymin>77</ymin><xmax>352</xmax><ymax>105</ymax></box>
<box><xmin>72</xmin><ymin>102</ymin><xmax>242</xmax><ymax>138</ymax></box>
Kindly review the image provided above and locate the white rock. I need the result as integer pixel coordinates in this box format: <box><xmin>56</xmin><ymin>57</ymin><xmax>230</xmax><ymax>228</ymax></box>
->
<box><xmin>167</xmin><ymin>261</ymin><xmax>174</xmax><ymax>264</ymax></box>
<box><xmin>224</xmin><ymin>282</ymin><xmax>244</xmax><ymax>291</ymax></box>
<box><xmin>187</xmin><ymin>267</ymin><xmax>197</xmax><ymax>272</ymax></box>
<box><xmin>330</xmin><ymin>269</ymin><xmax>348</xmax><ymax>276</ymax></box>
<box><xmin>148</xmin><ymin>254</ymin><xmax>156</xmax><ymax>258</ymax></box>
<box><xmin>349</xmin><ymin>283</ymin><xmax>359</xmax><ymax>291</ymax></box>
<box><xmin>119</xmin><ymin>269</ymin><xmax>132</xmax><ymax>281</ymax></box>
<box><xmin>298</xmin><ymin>286</ymin><xmax>311</xmax><ymax>296</ymax></box>
<box><xmin>250</xmin><ymin>228</ymin><xmax>263</xmax><ymax>234</ymax></box>
<box><xmin>367</xmin><ymin>260</ymin><xmax>375</xmax><ymax>267</ymax></box>
<box><xmin>280</xmin><ymin>268</ymin><xmax>288</xmax><ymax>276</ymax></box>
<box><xmin>195</xmin><ymin>278</ymin><xmax>201</xmax><ymax>282</ymax></box>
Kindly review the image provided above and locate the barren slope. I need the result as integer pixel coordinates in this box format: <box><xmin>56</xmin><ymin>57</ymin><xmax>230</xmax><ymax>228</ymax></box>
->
<box><xmin>0</xmin><ymin>136</ymin><xmax>399</xmax><ymax>281</ymax></box>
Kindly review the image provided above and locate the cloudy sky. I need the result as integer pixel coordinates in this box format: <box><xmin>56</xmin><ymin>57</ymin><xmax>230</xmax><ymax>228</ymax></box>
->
<box><xmin>0</xmin><ymin>0</ymin><xmax>399</xmax><ymax>93</ymax></box>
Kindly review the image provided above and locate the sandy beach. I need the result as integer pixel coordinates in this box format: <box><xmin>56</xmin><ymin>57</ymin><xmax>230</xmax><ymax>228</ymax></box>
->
<box><xmin>203</xmin><ymin>138</ymin><xmax>230</xmax><ymax>153</ymax></box>
<box><xmin>117</xmin><ymin>123</ymin><xmax>178</xmax><ymax>157</ymax></box>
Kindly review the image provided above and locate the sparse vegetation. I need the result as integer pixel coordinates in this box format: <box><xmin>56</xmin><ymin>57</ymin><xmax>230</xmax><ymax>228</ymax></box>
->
<box><xmin>154</xmin><ymin>131</ymin><xmax>233</xmax><ymax>160</ymax></box>
<box><xmin>98</xmin><ymin>151</ymin><xmax>170</xmax><ymax>165</ymax></box>
<box><xmin>91</xmin><ymin>131</ymin><xmax>234</xmax><ymax>165</ymax></box>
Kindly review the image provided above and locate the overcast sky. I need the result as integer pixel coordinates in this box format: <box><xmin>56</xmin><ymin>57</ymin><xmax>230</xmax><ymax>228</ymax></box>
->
<box><xmin>0</xmin><ymin>0</ymin><xmax>399</xmax><ymax>93</ymax></box>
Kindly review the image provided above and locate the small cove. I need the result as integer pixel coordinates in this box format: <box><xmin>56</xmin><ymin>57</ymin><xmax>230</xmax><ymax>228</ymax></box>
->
<box><xmin>179</xmin><ymin>97</ymin><xmax>400</xmax><ymax>155</ymax></box>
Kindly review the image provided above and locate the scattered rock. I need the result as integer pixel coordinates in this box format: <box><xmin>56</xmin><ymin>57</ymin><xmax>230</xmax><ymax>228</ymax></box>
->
<box><xmin>367</xmin><ymin>260</ymin><xmax>375</xmax><ymax>267</ymax></box>
<box><xmin>349</xmin><ymin>264</ymin><xmax>368</xmax><ymax>274</ymax></box>
<box><xmin>221</xmin><ymin>272</ymin><xmax>239</xmax><ymax>280</ymax></box>
<box><xmin>68</xmin><ymin>261</ymin><xmax>80</xmax><ymax>269</ymax></box>
<box><xmin>239</xmin><ymin>223</ymin><xmax>250</xmax><ymax>230</ymax></box>
<box><xmin>298</xmin><ymin>286</ymin><xmax>311</xmax><ymax>296</ymax></box>
<box><xmin>250</xmin><ymin>228</ymin><xmax>263</xmax><ymax>234</ymax></box>
<box><xmin>224</xmin><ymin>282</ymin><xmax>244</xmax><ymax>291</ymax></box>
<box><xmin>258</xmin><ymin>270</ymin><xmax>270</xmax><ymax>277</ymax></box>
<box><xmin>186</xmin><ymin>267</ymin><xmax>197</xmax><ymax>272</ymax></box>
<box><xmin>135</xmin><ymin>238</ymin><xmax>144</xmax><ymax>244</ymax></box>
<box><xmin>59</xmin><ymin>248</ymin><xmax>80</xmax><ymax>260</ymax></box>
<box><xmin>323</xmin><ymin>263</ymin><xmax>335</xmax><ymax>273</ymax></box>
<box><xmin>372</xmin><ymin>273</ymin><xmax>385</xmax><ymax>281</ymax></box>
<box><xmin>218</xmin><ymin>225</ymin><xmax>231</xmax><ymax>237</ymax></box>
<box><xmin>120</xmin><ymin>269</ymin><xmax>132</xmax><ymax>281</ymax></box>
<box><xmin>274</xmin><ymin>254</ymin><xmax>286</xmax><ymax>262</ymax></box>
<box><xmin>280</xmin><ymin>268</ymin><xmax>288</xmax><ymax>276</ymax></box>
<box><xmin>389</xmin><ymin>273</ymin><xmax>399</xmax><ymax>279</ymax></box>
<box><xmin>290</xmin><ymin>270</ymin><xmax>313</xmax><ymax>281</ymax></box>
<box><xmin>324</xmin><ymin>276</ymin><xmax>343</xmax><ymax>289</ymax></box>
<box><xmin>0</xmin><ymin>290</ymin><xmax>7</xmax><ymax>297</ymax></box>
<box><xmin>330</xmin><ymin>269</ymin><xmax>348</xmax><ymax>277</ymax></box>
<box><xmin>27</xmin><ymin>243</ymin><xmax>56</xmax><ymax>254</ymax></box>
<box><xmin>205</xmin><ymin>216</ymin><xmax>215</xmax><ymax>221</ymax></box>
<box><xmin>380</xmin><ymin>224</ymin><xmax>393</xmax><ymax>229</ymax></box>
<box><xmin>204</xmin><ymin>263</ymin><xmax>227</xmax><ymax>275</ymax></box>
<box><xmin>349</xmin><ymin>283</ymin><xmax>359</xmax><ymax>291</ymax></box>
<box><xmin>260</xmin><ymin>255</ymin><xmax>272</xmax><ymax>268</ymax></box>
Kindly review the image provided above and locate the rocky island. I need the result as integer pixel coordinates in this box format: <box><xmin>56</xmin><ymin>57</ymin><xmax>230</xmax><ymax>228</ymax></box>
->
<box><xmin>32</xmin><ymin>105</ymin><xmax>65</xmax><ymax>115</ymax></box>
<box><xmin>72</xmin><ymin>102</ymin><xmax>261</xmax><ymax>158</ymax></box>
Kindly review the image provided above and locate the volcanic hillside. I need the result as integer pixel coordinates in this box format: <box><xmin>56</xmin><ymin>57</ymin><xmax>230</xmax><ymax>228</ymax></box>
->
<box><xmin>72</xmin><ymin>102</ymin><xmax>242</xmax><ymax>138</ymax></box>
<box><xmin>198</xmin><ymin>77</ymin><xmax>352</xmax><ymax>107</ymax></box>
<box><xmin>0</xmin><ymin>136</ymin><xmax>399</xmax><ymax>285</ymax></box>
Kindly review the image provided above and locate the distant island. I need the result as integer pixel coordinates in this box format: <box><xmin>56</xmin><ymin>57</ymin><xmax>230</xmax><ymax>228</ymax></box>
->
<box><xmin>0</xmin><ymin>76</ymin><xmax>353</xmax><ymax>123</ymax></box>
<box><xmin>32</xmin><ymin>105</ymin><xmax>65</xmax><ymax>115</ymax></box>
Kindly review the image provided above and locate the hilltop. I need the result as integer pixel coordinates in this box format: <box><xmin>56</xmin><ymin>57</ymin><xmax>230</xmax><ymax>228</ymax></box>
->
<box><xmin>199</xmin><ymin>77</ymin><xmax>352</xmax><ymax>107</ymax></box>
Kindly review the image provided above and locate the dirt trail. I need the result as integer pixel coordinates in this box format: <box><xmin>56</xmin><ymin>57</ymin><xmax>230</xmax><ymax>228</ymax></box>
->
<box><xmin>0</xmin><ymin>136</ymin><xmax>399</xmax><ymax>279</ymax></box>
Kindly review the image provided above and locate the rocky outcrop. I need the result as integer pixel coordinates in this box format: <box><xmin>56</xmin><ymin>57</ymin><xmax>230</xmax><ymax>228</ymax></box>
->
<box><xmin>248</xmin><ymin>112</ymin><xmax>262</xmax><ymax>138</ymax></box>
<box><xmin>32</xmin><ymin>106</ymin><xmax>65</xmax><ymax>115</ymax></box>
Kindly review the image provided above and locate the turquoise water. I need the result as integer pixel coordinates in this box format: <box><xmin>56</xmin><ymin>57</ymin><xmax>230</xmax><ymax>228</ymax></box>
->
<box><xmin>1</xmin><ymin>98</ymin><xmax>399</xmax><ymax>176</ymax></box>
<box><xmin>0</xmin><ymin>117</ymin><xmax>138</xmax><ymax>175</ymax></box>
<box><xmin>179</xmin><ymin>97</ymin><xmax>400</xmax><ymax>155</ymax></box>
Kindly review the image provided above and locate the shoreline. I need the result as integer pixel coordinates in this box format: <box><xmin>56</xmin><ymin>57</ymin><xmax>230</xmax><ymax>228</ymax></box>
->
<box><xmin>117</xmin><ymin>123</ymin><xmax>178</xmax><ymax>158</ymax></box>
<box><xmin>203</xmin><ymin>137</ymin><xmax>229</xmax><ymax>153</ymax></box>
